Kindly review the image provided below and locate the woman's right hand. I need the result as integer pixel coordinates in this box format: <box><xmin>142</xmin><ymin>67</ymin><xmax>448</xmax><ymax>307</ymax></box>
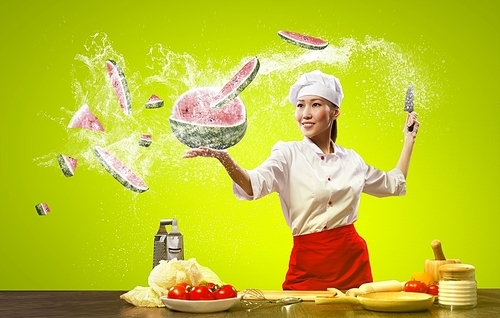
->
<box><xmin>182</xmin><ymin>146</ymin><xmax>228</xmax><ymax>160</ymax></box>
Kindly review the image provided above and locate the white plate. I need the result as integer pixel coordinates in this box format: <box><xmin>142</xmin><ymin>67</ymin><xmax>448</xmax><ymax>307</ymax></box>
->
<box><xmin>160</xmin><ymin>296</ymin><xmax>240</xmax><ymax>313</ymax></box>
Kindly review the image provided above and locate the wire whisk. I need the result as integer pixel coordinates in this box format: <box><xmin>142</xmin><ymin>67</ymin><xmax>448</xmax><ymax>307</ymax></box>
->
<box><xmin>240</xmin><ymin>288</ymin><xmax>302</xmax><ymax>311</ymax></box>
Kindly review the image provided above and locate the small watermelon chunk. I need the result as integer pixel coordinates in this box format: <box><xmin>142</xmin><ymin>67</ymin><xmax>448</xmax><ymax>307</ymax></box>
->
<box><xmin>35</xmin><ymin>203</ymin><xmax>50</xmax><ymax>216</ymax></box>
<box><xmin>67</xmin><ymin>104</ymin><xmax>105</xmax><ymax>132</ymax></box>
<box><xmin>139</xmin><ymin>134</ymin><xmax>152</xmax><ymax>147</ymax></box>
<box><xmin>94</xmin><ymin>146</ymin><xmax>149</xmax><ymax>193</ymax></box>
<box><xmin>170</xmin><ymin>86</ymin><xmax>247</xmax><ymax>149</ymax></box>
<box><xmin>145</xmin><ymin>94</ymin><xmax>164</xmax><ymax>109</ymax></box>
<box><xmin>277</xmin><ymin>30</ymin><xmax>329</xmax><ymax>50</ymax></box>
<box><xmin>211</xmin><ymin>56</ymin><xmax>260</xmax><ymax>109</ymax></box>
<box><xmin>57</xmin><ymin>154</ymin><xmax>77</xmax><ymax>177</ymax></box>
<box><xmin>106</xmin><ymin>59</ymin><xmax>132</xmax><ymax>115</ymax></box>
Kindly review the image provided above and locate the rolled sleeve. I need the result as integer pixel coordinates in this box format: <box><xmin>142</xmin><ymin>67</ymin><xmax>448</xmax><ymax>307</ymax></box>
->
<box><xmin>232</xmin><ymin>142</ymin><xmax>289</xmax><ymax>201</ymax></box>
<box><xmin>363</xmin><ymin>166</ymin><xmax>407</xmax><ymax>197</ymax></box>
<box><xmin>232</xmin><ymin>171</ymin><xmax>260</xmax><ymax>200</ymax></box>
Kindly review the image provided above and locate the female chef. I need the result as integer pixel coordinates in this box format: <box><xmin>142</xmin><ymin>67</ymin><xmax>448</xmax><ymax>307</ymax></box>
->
<box><xmin>182</xmin><ymin>70</ymin><xmax>420</xmax><ymax>290</ymax></box>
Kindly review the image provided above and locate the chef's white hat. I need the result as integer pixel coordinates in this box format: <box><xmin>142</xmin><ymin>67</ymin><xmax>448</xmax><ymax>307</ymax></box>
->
<box><xmin>289</xmin><ymin>70</ymin><xmax>344</xmax><ymax>107</ymax></box>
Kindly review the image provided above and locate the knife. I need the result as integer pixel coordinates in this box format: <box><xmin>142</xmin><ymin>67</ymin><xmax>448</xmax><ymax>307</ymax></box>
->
<box><xmin>404</xmin><ymin>84</ymin><xmax>415</xmax><ymax>132</ymax></box>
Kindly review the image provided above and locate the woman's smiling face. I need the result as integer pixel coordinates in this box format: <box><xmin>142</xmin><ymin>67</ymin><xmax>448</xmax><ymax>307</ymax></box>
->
<box><xmin>295</xmin><ymin>95</ymin><xmax>339</xmax><ymax>140</ymax></box>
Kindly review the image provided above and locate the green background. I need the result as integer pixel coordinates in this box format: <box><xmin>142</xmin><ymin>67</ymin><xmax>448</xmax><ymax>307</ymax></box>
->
<box><xmin>1</xmin><ymin>0</ymin><xmax>499</xmax><ymax>291</ymax></box>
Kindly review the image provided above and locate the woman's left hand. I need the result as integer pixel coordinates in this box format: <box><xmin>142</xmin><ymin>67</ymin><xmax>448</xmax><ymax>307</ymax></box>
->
<box><xmin>404</xmin><ymin>112</ymin><xmax>420</xmax><ymax>139</ymax></box>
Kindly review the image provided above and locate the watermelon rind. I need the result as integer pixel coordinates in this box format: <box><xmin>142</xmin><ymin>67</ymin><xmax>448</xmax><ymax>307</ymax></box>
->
<box><xmin>169</xmin><ymin>117</ymin><xmax>247</xmax><ymax>150</ymax></box>
<box><xmin>67</xmin><ymin>104</ymin><xmax>105</xmax><ymax>132</ymax></box>
<box><xmin>106</xmin><ymin>59</ymin><xmax>132</xmax><ymax>115</ymax></box>
<box><xmin>139</xmin><ymin>134</ymin><xmax>152</xmax><ymax>147</ymax></box>
<box><xmin>35</xmin><ymin>203</ymin><xmax>50</xmax><ymax>216</ymax></box>
<box><xmin>57</xmin><ymin>154</ymin><xmax>77</xmax><ymax>177</ymax></box>
<box><xmin>93</xmin><ymin>146</ymin><xmax>149</xmax><ymax>193</ymax></box>
<box><xmin>145</xmin><ymin>94</ymin><xmax>164</xmax><ymax>109</ymax></box>
<box><xmin>277</xmin><ymin>30</ymin><xmax>329</xmax><ymax>50</ymax></box>
<box><xmin>211</xmin><ymin>56</ymin><xmax>260</xmax><ymax>109</ymax></box>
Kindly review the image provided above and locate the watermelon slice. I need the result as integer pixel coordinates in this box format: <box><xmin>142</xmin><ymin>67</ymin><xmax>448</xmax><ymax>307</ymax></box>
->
<box><xmin>139</xmin><ymin>134</ymin><xmax>152</xmax><ymax>147</ymax></box>
<box><xmin>277</xmin><ymin>30</ymin><xmax>329</xmax><ymax>50</ymax></box>
<box><xmin>170</xmin><ymin>86</ymin><xmax>247</xmax><ymax>149</ymax></box>
<box><xmin>57</xmin><ymin>154</ymin><xmax>77</xmax><ymax>177</ymax></box>
<box><xmin>106</xmin><ymin>59</ymin><xmax>132</xmax><ymax>115</ymax></box>
<box><xmin>211</xmin><ymin>56</ymin><xmax>260</xmax><ymax>109</ymax></box>
<box><xmin>145</xmin><ymin>94</ymin><xmax>164</xmax><ymax>109</ymax></box>
<box><xmin>67</xmin><ymin>104</ymin><xmax>105</xmax><ymax>132</ymax></box>
<box><xmin>35</xmin><ymin>203</ymin><xmax>50</xmax><ymax>216</ymax></box>
<box><xmin>94</xmin><ymin>146</ymin><xmax>148</xmax><ymax>193</ymax></box>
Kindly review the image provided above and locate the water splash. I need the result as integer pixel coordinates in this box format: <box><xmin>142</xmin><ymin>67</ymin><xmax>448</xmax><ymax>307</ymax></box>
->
<box><xmin>35</xmin><ymin>31</ymin><xmax>444</xmax><ymax>188</ymax></box>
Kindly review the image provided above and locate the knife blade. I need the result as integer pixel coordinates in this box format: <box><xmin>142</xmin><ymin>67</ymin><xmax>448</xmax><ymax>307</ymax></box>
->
<box><xmin>404</xmin><ymin>84</ymin><xmax>415</xmax><ymax>132</ymax></box>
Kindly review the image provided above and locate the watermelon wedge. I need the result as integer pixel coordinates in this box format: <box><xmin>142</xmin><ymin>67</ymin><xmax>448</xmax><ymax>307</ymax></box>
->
<box><xmin>106</xmin><ymin>59</ymin><xmax>132</xmax><ymax>115</ymax></box>
<box><xmin>139</xmin><ymin>134</ymin><xmax>152</xmax><ymax>147</ymax></box>
<box><xmin>170</xmin><ymin>86</ymin><xmax>247</xmax><ymax>149</ymax></box>
<box><xmin>35</xmin><ymin>203</ymin><xmax>50</xmax><ymax>216</ymax></box>
<box><xmin>277</xmin><ymin>30</ymin><xmax>329</xmax><ymax>50</ymax></box>
<box><xmin>57</xmin><ymin>154</ymin><xmax>77</xmax><ymax>177</ymax></box>
<box><xmin>94</xmin><ymin>146</ymin><xmax>149</xmax><ymax>193</ymax></box>
<box><xmin>145</xmin><ymin>94</ymin><xmax>164</xmax><ymax>109</ymax></box>
<box><xmin>67</xmin><ymin>104</ymin><xmax>105</xmax><ymax>132</ymax></box>
<box><xmin>211</xmin><ymin>56</ymin><xmax>260</xmax><ymax>109</ymax></box>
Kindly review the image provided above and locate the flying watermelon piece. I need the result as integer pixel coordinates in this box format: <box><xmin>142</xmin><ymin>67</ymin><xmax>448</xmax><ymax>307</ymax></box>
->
<box><xmin>145</xmin><ymin>94</ymin><xmax>164</xmax><ymax>109</ymax></box>
<box><xmin>35</xmin><ymin>203</ymin><xmax>50</xmax><ymax>216</ymax></box>
<box><xmin>210</xmin><ymin>56</ymin><xmax>260</xmax><ymax>109</ymax></box>
<box><xmin>93</xmin><ymin>146</ymin><xmax>149</xmax><ymax>193</ymax></box>
<box><xmin>57</xmin><ymin>154</ymin><xmax>77</xmax><ymax>177</ymax></box>
<box><xmin>106</xmin><ymin>59</ymin><xmax>132</xmax><ymax>115</ymax></box>
<box><xmin>67</xmin><ymin>104</ymin><xmax>105</xmax><ymax>132</ymax></box>
<box><xmin>277</xmin><ymin>30</ymin><xmax>329</xmax><ymax>50</ymax></box>
<box><xmin>170</xmin><ymin>86</ymin><xmax>247</xmax><ymax>149</ymax></box>
<box><xmin>139</xmin><ymin>134</ymin><xmax>152</xmax><ymax>147</ymax></box>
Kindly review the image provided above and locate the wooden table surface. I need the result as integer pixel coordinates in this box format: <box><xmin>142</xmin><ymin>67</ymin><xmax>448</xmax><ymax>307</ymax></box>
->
<box><xmin>0</xmin><ymin>289</ymin><xmax>499</xmax><ymax>318</ymax></box>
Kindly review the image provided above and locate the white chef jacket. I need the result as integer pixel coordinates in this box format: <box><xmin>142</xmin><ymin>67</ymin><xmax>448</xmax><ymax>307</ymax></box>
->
<box><xmin>233</xmin><ymin>137</ymin><xmax>406</xmax><ymax>236</ymax></box>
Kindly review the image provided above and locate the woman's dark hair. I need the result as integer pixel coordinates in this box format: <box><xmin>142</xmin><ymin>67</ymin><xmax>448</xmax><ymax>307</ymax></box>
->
<box><xmin>331</xmin><ymin>119</ymin><xmax>338</xmax><ymax>143</ymax></box>
<box><xmin>330</xmin><ymin>103</ymin><xmax>339</xmax><ymax>143</ymax></box>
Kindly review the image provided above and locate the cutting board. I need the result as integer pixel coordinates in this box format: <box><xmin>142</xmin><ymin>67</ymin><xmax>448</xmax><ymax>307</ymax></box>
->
<box><xmin>239</xmin><ymin>290</ymin><xmax>336</xmax><ymax>302</ymax></box>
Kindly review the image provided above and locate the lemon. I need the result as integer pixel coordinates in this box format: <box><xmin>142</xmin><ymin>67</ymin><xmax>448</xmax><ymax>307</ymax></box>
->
<box><xmin>410</xmin><ymin>272</ymin><xmax>435</xmax><ymax>285</ymax></box>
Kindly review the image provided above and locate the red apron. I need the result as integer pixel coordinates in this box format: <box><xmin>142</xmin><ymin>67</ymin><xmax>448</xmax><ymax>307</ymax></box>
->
<box><xmin>282</xmin><ymin>224</ymin><xmax>373</xmax><ymax>291</ymax></box>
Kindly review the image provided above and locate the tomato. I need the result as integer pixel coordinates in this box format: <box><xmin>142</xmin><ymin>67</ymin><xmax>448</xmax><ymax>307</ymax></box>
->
<box><xmin>204</xmin><ymin>282</ymin><xmax>219</xmax><ymax>292</ymax></box>
<box><xmin>214</xmin><ymin>284</ymin><xmax>238</xmax><ymax>300</ymax></box>
<box><xmin>167</xmin><ymin>283</ymin><xmax>191</xmax><ymax>300</ymax></box>
<box><xmin>189</xmin><ymin>285</ymin><xmax>214</xmax><ymax>300</ymax></box>
<box><xmin>404</xmin><ymin>280</ymin><xmax>427</xmax><ymax>293</ymax></box>
<box><xmin>426</xmin><ymin>283</ymin><xmax>439</xmax><ymax>296</ymax></box>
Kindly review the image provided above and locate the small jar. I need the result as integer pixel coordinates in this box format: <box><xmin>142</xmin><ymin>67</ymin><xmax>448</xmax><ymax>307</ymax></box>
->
<box><xmin>438</xmin><ymin>264</ymin><xmax>477</xmax><ymax>309</ymax></box>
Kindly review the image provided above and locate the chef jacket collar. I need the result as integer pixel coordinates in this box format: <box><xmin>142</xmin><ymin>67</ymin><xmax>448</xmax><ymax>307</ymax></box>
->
<box><xmin>303</xmin><ymin>137</ymin><xmax>338</xmax><ymax>157</ymax></box>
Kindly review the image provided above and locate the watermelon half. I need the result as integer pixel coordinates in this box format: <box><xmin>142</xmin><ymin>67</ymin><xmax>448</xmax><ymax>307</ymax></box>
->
<box><xmin>277</xmin><ymin>30</ymin><xmax>329</xmax><ymax>50</ymax></box>
<box><xmin>67</xmin><ymin>104</ymin><xmax>105</xmax><ymax>132</ymax></box>
<box><xmin>170</xmin><ymin>86</ymin><xmax>247</xmax><ymax>149</ymax></box>
<box><xmin>94</xmin><ymin>146</ymin><xmax>149</xmax><ymax>193</ymax></box>
<box><xmin>145</xmin><ymin>94</ymin><xmax>164</xmax><ymax>109</ymax></box>
<box><xmin>57</xmin><ymin>154</ymin><xmax>77</xmax><ymax>177</ymax></box>
<box><xmin>35</xmin><ymin>203</ymin><xmax>50</xmax><ymax>216</ymax></box>
<box><xmin>106</xmin><ymin>59</ymin><xmax>132</xmax><ymax>115</ymax></box>
<box><xmin>211</xmin><ymin>56</ymin><xmax>260</xmax><ymax>109</ymax></box>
